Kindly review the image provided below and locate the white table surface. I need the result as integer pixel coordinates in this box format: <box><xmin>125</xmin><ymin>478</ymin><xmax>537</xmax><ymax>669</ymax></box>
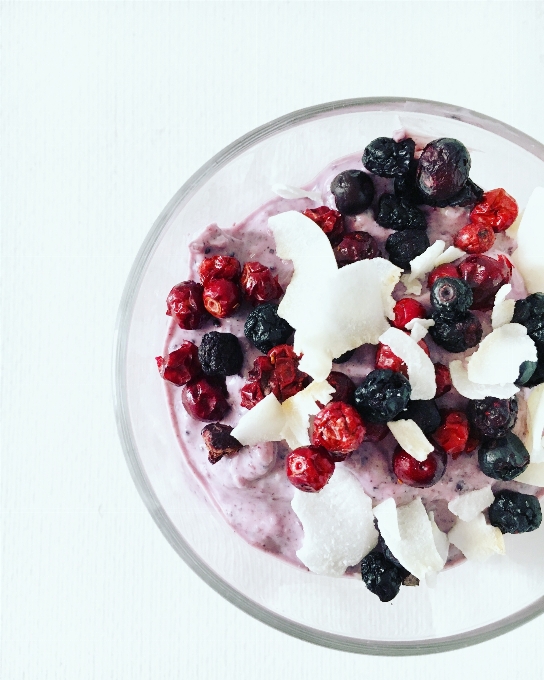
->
<box><xmin>3</xmin><ymin>2</ymin><xmax>544</xmax><ymax>678</ymax></box>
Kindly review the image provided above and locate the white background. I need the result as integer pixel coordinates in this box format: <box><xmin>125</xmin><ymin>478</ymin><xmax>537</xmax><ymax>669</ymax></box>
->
<box><xmin>3</xmin><ymin>2</ymin><xmax>544</xmax><ymax>678</ymax></box>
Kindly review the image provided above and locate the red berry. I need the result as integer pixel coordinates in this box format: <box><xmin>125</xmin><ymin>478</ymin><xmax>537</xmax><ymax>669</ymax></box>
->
<box><xmin>333</xmin><ymin>231</ymin><xmax>379</xmax><ymax>267</ymax></box>
<box><xmin>434</xmin><ymin>363</ymin><xmax>452</xmax><ymax>398</ymax></box>
<box><xmin>458</xmin><ymin>254</ymin><xmax>511</xmax><ymax>311</ymax></box>
<box><xmin>464</xmin><ymin>428</ymin><xmax>481</xmax><ymax>454</ymax></box>
<box><xmin>392</xmin><ymin>446</ymin><xmax>447</xmax><ymax>488</ymax></box>
<box><xmin>326</xmin><ymin>371</ymin><xmax>356</xmax><ymax>404</ymax></box>
<box><xmin>312</xmin><ymin>402</ymin><xmax>366</xmax><ymax>459</ymax></box>
<box><xmin>392</xmin><ymin>298</ymin><xmax>426</xmax><ymax>329</ymax></box>
<box><xmin>166</xmin><ymin>281</ymin><xmax>206</xmax><ymax>330</ymax></box>
<box><xmin>286</xmin><ymin>445</ymin><xmax>335</xmax><ymax>492</ymax></box>
<box><xmin>470</xmin><ymin>188</ymin><xmax>518</xmax><ymax>233</ymax></box>
<box><xmin>303</xmin><ymin>206</ymin><xmax>345</xmax><ymax>245</ymax></box>
<box><xmin>202</xmin><ymin>278</ymin><xmax>240</xmax><ymax>318</ymax></box>
<box><xmin>240</xmin><ymin>345</ymin><xmax>307</xmax><ymax>408</ymax></box>
<box><xmin>454</xmin><ymin>222</ymin><xmax>495</xmax><ymax>254</ymax></box>
<box><xmin>375</xmin><ymin>335</ymin><xmax>430</xmax><ymax>377</ymax></box>
<box><xmin>362</xmin><ymin>420</ymin><xmax>389</xmax><ymax>442</ymax></box>
<box><xmin>240</xmin><ymin>261</ymin><xmax>283</xmax><ymax>305</ymax></box>
<box><xmin>427</xmin><ymin>263</ymin><xmax>460</xmax><ymax>289</ymax></box>
<box><xmin>182</xmin><ymin>377</ymin><xmax>230</xmax><ymax>421</ymax></box>
<box><xmin>199</xmin><ymin>255</ymin><xmax>241</xmax><ymax>284</ymax></box>
<box><xmin>155</xmin><ymin>341</ymin><xmax>201</xmax><ymax>386</ymax></box>
<box><xmin>431</xmin><ymin>410</ymin><xmax>469</xmax><ymax>459</ymax></box>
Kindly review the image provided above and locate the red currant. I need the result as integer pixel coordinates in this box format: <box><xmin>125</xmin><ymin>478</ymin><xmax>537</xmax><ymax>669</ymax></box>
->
<box><xmin>431</xmin><ymin>410</ymin><xmax>469</xmax><ymax>459</ymax></box>
<box><xmin>458</xmin><ymin>255</ymin><xmax>511</xmax><ymax>311</ymax></box>
<box><xmin>199</xmin><ymin>255</ymin><xmax>241</xmax><ymax>284</ymax></box>
<box><xmin>333</xmin><ymin>231</ymin><xmax>379</xmax><ymax>267</ymax></box>
<box><xmin>312</xmin><ymin>402</ymin><xmax>366</xmax><ymax>459</ymax></box>
<box><xmin>454</xmin><ymin>222</ymin><xmax>495</xmax><ymax>255</ymax></box>
<box><xmin>155</xmin><ymin>341</ymin><xmax>201</xmax><ymax>386</ymax></box>
<box><xmin>182</xmin><ymin>377</ymin><xmax>230</xmax><ymax>421</ymax></box>
<box><xmin>202</xmin><ymin>278</ymin><xmax>240</xmax><ymax>318</ymax></box>
<box><xmin>434</xmin><ymin>363</ymin><xmax>452</xmax><ymax>398</ymax></box>
<box><xmin>166</xmin><ymin>281</ymin><xmax>206</xmax><ymax>330</ymax></box>
<box><xmin>427</xmin><ymin>263</ymin><xmax>460</xmax><ymax>289</ymax></box>
<box><xmin>286</xmin><ymin>445</ymin><xmax>335</xmax><ymax>492</ymax></box>
<box><xmin>240</xmin><ymin>261</ymin><xmax>283</xmax><ymax>305</ymax></box>
<box><xmin>302</xmin><ymin>206</ymin><xmax>344</xmax><ymax>245</ymax></box>
<box><xmin>326</xmin><ymin>371</ymin><xmax>356</xmax><ymax>404</ymax></box>
<box><xmin>392</xmin><ymin>298</ymin><xmax>426</xmax><ymax>329</ymax></box>
<box><xmin>392</xmin><ymin>447</ymin><xmax>447</xmax><ymax>488</ymax></box>
<box><xmin>469</xmin><ymin>188</ymin><xmax>518</xmax><ymax>233</ymax></box>
<box><xmin>375</xmin><ymin>335</ymin><xmax>429</xmax><ymax>377</ymax></box>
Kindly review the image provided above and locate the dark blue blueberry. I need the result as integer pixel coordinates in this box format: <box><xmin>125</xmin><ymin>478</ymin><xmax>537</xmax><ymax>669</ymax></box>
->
<box><xmin>516</xmin><ymin>360</ymin><xmax>538</xmax><ymax>386</ymax></box>
<box><xmin>429</xmin><ymin>312</ymin><xmax>483</xmax><ymax>353</ymax></box>
<box><xmin>354</xmin><ymin>369</ymin><xmax>411</xmax><ymax>423</ymax></box>
<box><xmin>330</xmin><ymin>170</ymin><xmax>375</xmax><ymax>215</ymax></box>
<box><xmin>375</xmin><ymin>194</ymin><xmax>427</xmax><ymax>231</ymax></box>
<box><xmin>467</xmin><ymin>396</ymin><xmax>518</xmax><ymax>439</ymax></box>
<box><xmin>488</xmin><ymin>490</ymin><xmax>542</xmax><ymax>534</ymax></box>
<box><xmin>512</xmin><ymin>293</ymin><xmax>544</xmax><ymax>348</ymax></box>
<box><xmin>198</xmin><ymin>331</ymin><xmax>243</xmax><ymax>376</ymax></box>
<box><xmin>360</xmin><ymin>551</ymin><xmax>405</xmax><ymax>602</ymax></box>
<box><xmin>385</xmin><ymin>229</ymin><xmax>430</xmax><ymax>270</ymax></box>
<box><xmin>394</xmin><ymin>399</ymin><xmax>441</xmax><ymax>434</ymax></box>
<box><xmin>244</xmin><ymin>303</ymin><xmax>293</xmax><ymax>353</ymax></box>
<box><xmin>478</xmin><ymin>432</ymin><xmax>530</xmax><ymax>481</ymax></box>
<box><xmin>430</xmin><ymin>277</ymin><xmax>473</xmax><ymax>318</ymax></box>
<box><xmin>332</xmin><ymin>348</ymin><xmax>356</xmax><ymax>364</ymax></box>
<box><xmin>522</xmin><ymin>348</ymin><xmax>544</xmax><ymax>388</ymax></box>
<box><xmin>362</xmin><ymin>137</ymin><xmax>415</xmax><ymax>178</ymax></box>
<box><xmin>416</xmin><ymin>138</ymin><xmax>471</xmax><ymax>202</ymax></box>
<box><xmin>438</xmin><ymin>179</ymin><xmax>483</xmax><ymax>208</ymax></box>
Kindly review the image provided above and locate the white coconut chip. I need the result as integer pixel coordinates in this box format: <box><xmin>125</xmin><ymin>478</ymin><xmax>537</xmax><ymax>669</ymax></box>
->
<box><xmin>291</xmin><ymin>466</ymin><xmax>378</xmax><ymax>577</ymax></box>
<box><xmin>379</xmin><ymin>327</ymin><xmax>436</xmax><ymax>400</ymax></box>
<box><xmin>271</xmin><ymin>183</ymin><xmax>322</xmax><ymax>202</ymax></box>
<box><xmin>407</xmin><ymin>240</ymin><xmax>446</xmax><ymax>282</ymax></box>
<box><xmin>511</xmin><ymin>186</ymin><xmax>544</xmax><ymax>294</ymax></box>
<box><xmin>467</xmin><ymin>324</ymin><xmax>537</xmax><ymax>386</ymax></box>
<box><xmin>448</xmin><ymin>513</ymin><xmax>505</xmax><ymax>562</ymax></box>
<box><xmin>406</xmin><ymin>318</ymin><xmax>435</xmax><ymax>343</ymax></box>
<box><xmin>231</xmin><ymin>393</ymin><xmax>285</xmax><ymax>446</ymax></box>
<box><xmin>434</xmin><ymin>246</ymin><xmax>465</xmax><ymax>267</ymax></box>
<box><xmin>401</xmin><ymin>274</ymin><xmax>422</xmax><ymax>296</ymax></box>
<box><xmin>491</xmin><ymin>284</ymin><xmax>515</xmax><ymax>329</ymax></box>
<box><xmin>515</xmin><ymin>462</ymin><xmax>544</xmax><ymax>486</ymax></box>
<box><xmin>387</xmin><ymin>419</ymin><xmax>433</xmax><ymax>462</ymax></box>
<box><xmin>449</xmin><ymin>360</ymin><xmax>519</xmax><ymax>400</ymax></box>
<box><xmin>448</xmin><ymin>486</ymin><xmax>494</xmax><ymax>522</ymax></box>
<box><xmin>524</xmin><ymin>383</ymin><xmax>544</xmax><ymax>463</ymax></box>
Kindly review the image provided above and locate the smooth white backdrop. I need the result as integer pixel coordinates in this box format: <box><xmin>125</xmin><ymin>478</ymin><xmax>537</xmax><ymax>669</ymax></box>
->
<box><xmin>2</xmin><ymin>2</ymin><xmax>544</xmax><ymax>678</ymax></box>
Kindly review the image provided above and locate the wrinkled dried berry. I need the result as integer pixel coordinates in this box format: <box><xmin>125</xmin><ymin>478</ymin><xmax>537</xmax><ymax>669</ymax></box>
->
<box><xmin>240</xmin><ymin>261</ymin><xmax>283</xmax><ymax>305</ymax></box>
<box><xmin>199</xmin><ymin>255</ymin><xmax>241</xmax><ymax>284</ymax></box>
<box><xmin>333</xmin><ymin>231</ymin><xmax>379</xmax><ymax>267</ymax></box>
<box><xmin>201</xmin><ymin>423</ymin><xmax>242</xmax><ymax>464</ymax></box>
<box><xmin>459</xmin><ymin>255</ymin><xmax>511</xmax><ymax>311</ymax></box>
<box><xmin>427</xmin><ymin>263</ymin><xmax>460</xmax><ymax>289</ymax></box>
<box><xmin>312</xmin><ymin>401</ymin><xmax>366</xmax><ymax>459</ymax></box>
<box><xmin>432</xmin><ymin>410</ymin><xmax>469</xmax><ymax>458</ymax></box>
<box><xmin>360</xmin><ymin>551</ymin><xmax>405</xmax><ymax>602</ymax></box>
<box><xmin>326</xmin><ymin>371</ymin><xmax>356</xmax><ymax>404</ymax></box>
<box><xmin>429</xmin><ymin>312</ymin><xmax>482</xmax><ymax>353</ymax></box>
<box><xmin>430</xmin><ymin>277</ymin><xmax>473</xmax><ymax>318</ymax></box>
<box><xmin>182</xmin><ymin>377</ymin><xmax>230</xmax><ymax>422</ymax></box>
<box><xmin>434</xmin><ymin>363</ymin><xmax>452</xmax><ymax>398</ymax></box>
<box><xmin>393</xmin><ymin>446</ymin><xmax>447</xmax><ymax>488</ymax></box>
<box><xmin>488</xmin><ymin>490</ymin><xmax>542</xmax><ymax>534</ymax></box>
<box><xmin>470</xmin><ymin>188</ymin><xmax>518</xmax><ymax>233</ymax></box>
<box><xmin>394</xmin><ymin>399</ymin><xmax>441</xmax><ymax>434</ymax></box>
<box><xmin>416</xmin><ymin>138</ymin><xmax>471</xmax><ymax>202</ymax></box>
<box><xmin>512</xmin><ymin>293</ymin><xmax>544</xmax><ymax>348</ymax></box>
<box><xmin>362</xmin><ymin>137</ymin><xmax>415</xmax><ymax>178</ymax></box>
<box><xmin>376</xmin><ymin>193</ymin><xmax>427</xmax><ymax>231</ymax></box>
<box><xmin>392</xmin><ymin>298</ymin><xmax>427</xmax><ymax>329</ymax></box>
<box><xmin>202</xmin><ymin>278</ymin><xmax>241</xmax><ymax>318</ymax></box>
<box><xmin>244</xmin><ymin>303</ymin><xmax>293</xmax><ymax>353</ymax></box>
<box><xmin>454</xmin><ymin>222</ymin><xmax>495</xmax><ymax>255</ymax></box>
<box><xmin>286</xmin><ymin>445</ymin><xmax>335</xmax><ymax>492</ymax></box>
<box><xmin>166</xmin><ymin>280</ymin><xmax>206</xmax><ymax>330</ymax></box>
<box><xmin>467</xmin><ymin>396</ymin><xmax>518</xmax><ymax>439</ymax></box>
<box><xmin>156</xmin><ymin>341</ymin><xmax>201</xmax><ymax>386</ymax></box>
<box><xmin>198</xmin><ymin>331</ymin><xmax>243</xmax><ymax>376</ymax></box>
<box><xmin>354</xmin><ymin>369</ymin><xmax>411</xmax><ymax>423</ymax></box>
<box><xmin>330</xmin><ymin>170</ymin><xmax>375</xmax><ymax>215</ymax></box>
<box><xmin>302</xmin><ymin>206</ymin><xmax>345</xmax><ymax>245</ymax></box>
<box><xmin>385</xmin><ymin>229</ymin><xmax>430</xmax><ymax>270</ymax></box>
<box><xmin>478</xmin><ymin>432</ymin><xmax>530</xmax><ymax>481</ymax></box>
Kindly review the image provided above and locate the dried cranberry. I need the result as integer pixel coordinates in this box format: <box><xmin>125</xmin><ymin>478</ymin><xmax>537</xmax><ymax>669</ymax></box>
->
<box><xmin>303</xmin><ymin>206</ymin><xmax>345</xmax><ymax>245</ymax></box>
<box><xmin>464</xmin><ymin>428</ymin><xmax>481</xmax><ymax>454</ymax></box>
<box><xmin>202</xmin><ymin>278</ymin><xmax>240</xmax><ymax>318</ymax></box>
<box><xmin>240</xmin><ymin>380</ymin><xmax>265</xmax><ymax>410</ymax></box>
<box><xmin>392</xmin><ymin>446</ymin><xmax>447</xmax><ymax>488</ymax></box>
<box><xmin>240</xmin><ymin>261</ymin><xmax>283</xmax><ymax>305</ymax></box>
<box><xmin>392</xmin><ymin>298</ymin><xmax>426</xmax><ymax>329</ymax></box>
<box><xmin>199</xmin><ymin>255</ymin><xmax>241</xmax><ymax>284</ymax></box>
<box><xmin>166</xmin><ymin>281</ymin><xmax>206</xmax><ymax>330</ymax></box>
<box><xmin>470</xmin><ymin>188</ymin><xmax>518</xmax><ymax>233</ymax></box>
<box><xmin>362</xmin><ymin>420</ymin><xmax>389</xmax><ymax>442</ymax></box>
<box><xmin>375</xmin><ymin>335</ymin><xmax>429</xmax><ymax>377</ymax></box>
<box><xmin>182</xmin><ymin>377</ymin><xmax>230</xmax><ymax>421</ymax></box>
<box><xmin>201</xmin><ymin>423</ymin><xmax>242</xmax><ymax>464</ymax></box>
<box><xmin>155</xmin><ymin>341</ymin><xmax>201</xmax><ymax>386</ymax></box>
<box><xmin>427</xmin><ymin>263</ymin><xmax>460</xmax><ymax>289</ymax></box>
<box><xmin>432</xmin><ymin>410</ymin><xmax>469</xmax><ymax>459</ymax></box>
<box><xmin>312</xmin><ymin>402</ymin><xmax>366</xmax><ymax>459</ymax></box>
<box><xmin>286</xmin><ymin>445</ymin><xmax>335</xmax><ymax>492</ymax></box>
<box><xmin>454</xmin><ymin>222</ymin><xmax>495</xmax><ymax>254</ymax></box>
<box><xmin>326</xmin><ymin>371</ymin><xmax>356</xmax><ymax>404</ymax></box>
<box><xmin>458</xmin><ymin>255</ymin><xmax>511</xmax><ymax>311</ymax></box>
<box><xmin>434</xmin><ymin>363</ymin><xmax>452</xmax><ymax>398</ymax></box>
<box><xmin>333</xmin><ymin>231</ymin><xmax>379</xmax><ymax>267</ymax></box>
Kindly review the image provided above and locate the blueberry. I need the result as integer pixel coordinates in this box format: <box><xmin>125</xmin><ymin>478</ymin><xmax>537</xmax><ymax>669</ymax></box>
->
<box><xmin>375</xmin><ymin>194</ymin><xmax>427</xmax><ymax>231</ymax></box>
<box><xmin>416</xmin><ymin>138</ymin><xmax>471</xmax><ymax>202</ymax></box>
<box><xmin>332</xmin><ymin>348</ymin><xmax>356</xmax><ymax>364</ymax></box>
<box><xmin>429</xmin><ymin>312</ymin><xmax>483</xmax><ymax>353</ymax></box>
<box><xmin>244</xmin><ymin>303</ymin><xmax>293</xmax><ymax>353</ymax></box>
<box><xmin>478</xmin><ymin>432</ymin><xmax>530</xmax><ymax>481</ymax></box>
<box><xmin>439</xmin><ymin>179</ymin><xmax>484</xmax><ymax>208</ymax></box>
<box><xmin>521</xmin><ymin>348</ymin><xmax>544</xmax><ymax>388</ymax></box>
<box><xmin>360</xmin><ymin>551</ymin><xmax>405</xmax><ymax>602</ymax></box>
<box><xmin>467</xmin><ymin>396</ymin><xmax>518</xmax><ymax>439</ymax></box>
<box><xmin>354</xmin><ymin>369</ymin><xmax>411</xmax><ymax>423</ymax></box>
<box><xmin>394</xmin><ymin>399</ymin><xmax>441</xmax><ymax>434</ymax></box>
<box><xmin>512</xmin><ymin>293</ymin><xmax>544</xmax><ymax>348</ymax></box>
<box><xmin>516</xmin><ymin>360</ymin><xmax>538</xmax><ymax>386</ymax></box>
<box><xmin>362</xmin><ymin>137</ymin><xmax>415</xmax><ymax>178</ymax></box>
<box><xmin>488</xmin><ymin>490</ymin><xmax>542</xmax><ymax>534</ymax></box>
<box><xmin>198</xmin><ymin>332</ymin><xmax>243</xmax><ymax>376</ymax></box>
<box><xmin>385</xmin><ymin>230</ymin><xmax>430</xmax><ymax>270</ymax></box>
<box><xmin>430</xmin><ymin>277</ymin><xmax>473</xmax><ymax>318</ymax></box>
<box><xmin>330</xmin><ymin>170</ymin><xmax>374</xmax><ymax>215</ymax></box>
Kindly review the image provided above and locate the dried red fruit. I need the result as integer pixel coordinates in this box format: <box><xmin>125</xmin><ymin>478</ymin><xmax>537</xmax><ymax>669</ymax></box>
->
<box><xmin>182</xmin><ymin>377</ymin><xmax>230</xmax><ymax>421</ymax></box>
<box><xmin>432</xmin><ymin>410</ymin><xmax>469</xmax><ymax>459</ymax></box>
<box><xmin>202</xmin><ymin>278</ymin><xmax>240</xmax><ymax>318</ymax></box>
<box><xmin>469</xmin><ymin>188</ymin><xmax>518</xmax><ymax>233</ymax></box>
<box><xmin>464</xmin><ymin>428</ymin><xmax>481</xmax><ymax>454</ymax></box>
<box><xmin>326</xmin><ymin>371</ymin><xmax>356</xmax><ymax>404</ymax></box>
<box><xmin>201</xmin><ymin>423</ymin><xmax>242</xmax><ymax>464</ymax></box>
<box><xmin>454</xmin><ymin>222</ymin><xmax>495</xmax><ymax>254</ymax></box>
<box><xmin>392</xmin><ymin>298</ymin><xmax>426</xmax><ymax>329</ymax></box>
<box><xmin>427</xmin><ymin>263</ymin><xmax>460</xmax><ymax>289</ymax></box>
<box><xmin>434</xmin><ymin>362</ymin><xmax>452</xmax><ymax>398</ymax></box>
<box><xmin>333</xmin><ymin>231</ymin><xmax>379</xmax><ymax>267</ymax></box>
<box><xmin>375</xmin><ymin>335</ymin><xmax>430</xmax><ymax>377</ymax></box>
<box><xmin>458</xmin><ymin>255</ymin><xmax>511</xmax><ymax>311</ymax></box>
<box><xmin>166</xmin><ymin>281</ymin><xmax>206</xmax><ymax>330</ymax></box>
<box><xmin>240</xmin><ymin>261</ymin><xmax>283</xmax><ymax>305</ymax></box>
<box><xmin>155</xmin><ymin>341</ymin><xmax>201</xmax><ymax>386</ymax></box>
<box><xmin>199</xmin><ymin>255</ymin><xmax>241</xmax><ymax>284</ymax></box>
<box><xmin>303</xmin><ymin>206</ymin><xmax>345</xmax><ymax>245</ymax></box>
<box><xmin>312</xmin><ymin>401</ymin><xmax>366</xmax><ymax>459</ymax></box>
<box><xmin>392</xmin><ymin>446</ymin><xmax>447</xmax><ymax>488</ymax></box>
<box><xmin>286</xmin><ymin>445</ymin><xmax>335</xmax><ymax>492</ymax></box>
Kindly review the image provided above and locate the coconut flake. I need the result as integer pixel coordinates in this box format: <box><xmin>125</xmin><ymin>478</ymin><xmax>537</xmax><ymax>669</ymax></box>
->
<box><xmin>449</xmin><ymin>360</ymin><xmax>519</xmax><ymax>399</ymax></box>
<box><xmin>467</xmin><ymin>324</ymin><xmax>537</xmax><ymax>385</ymax></box>
<box><xmin>448</xmin><ymin>513</ymin><xmax>505</xmax><ymax>562</ymax></box>
<box><xmin>434</xmin><ymin>246</ymin><xmax>465</xmax><ymax>266</ymax></box>
<box><xmin>401</xmin><ymin>274</ymin><xmax>422</xmax><ymax>296</ymax></box>
<box><xmin>525</xmin><ymin>383</ymin><xmax>544</xmax><ymax>463</ymax></box>
<box><xmin>407</xmin><ymin>318</ymin><xmax>435</xmax><ymax>343</ymax></box>
<box><xmin>511</xmin><ymin>187</ymin><xmax>544</xmax><ymax>294</ymax></box>
<box><xmin>387</xmin><ymin>419</ymin><xmax>433</xmax><ymax>462</ymax></box>
<box><xmin>271</xmin><ymin>183</ymin><xmax>321</xmax><ymax>202</ymax></box>
<box><xmin>291</xmin><ymin>466</ymin><xmax>378</xmax><ymax>576</ymax></box>
<box><xmin>448</xmin><ymin>486</ymin><xmax>494</xmax><ymax>522</ymax></box>
<box><xmin>379</xmin><ymin>327</ymin><xmax>436</xmax><ymax>400</ymax></box>
<box><xmin>515</xmin><ymin>462</ymin><xmax>544</xmax><ymax>486</ymax></box>
<box><xmin>491</xmin><ymin>284</ymin><xmax>515</xmax><ymax>329</ymax></box>
<box><xmin>407</xmin><ymin>240</ymin><xmax>446</xmax><ymax>282</ymax></box>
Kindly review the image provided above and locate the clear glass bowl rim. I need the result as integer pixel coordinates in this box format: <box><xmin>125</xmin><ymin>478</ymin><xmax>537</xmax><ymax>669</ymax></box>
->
<box><xmin>113</xmin><ymin>96</ymin><xmax>544</xmax><ymax>655</ymax></box>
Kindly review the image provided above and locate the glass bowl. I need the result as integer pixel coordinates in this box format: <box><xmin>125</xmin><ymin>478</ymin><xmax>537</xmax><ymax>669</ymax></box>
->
<box><xmin>113</xmin><ymin>98</ymin><xmax>544</xmax><ymax>654</ymax></box>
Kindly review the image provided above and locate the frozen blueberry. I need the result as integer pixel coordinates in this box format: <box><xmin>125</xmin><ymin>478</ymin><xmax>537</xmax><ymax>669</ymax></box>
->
<box><xmin>512</xmin><ymin>293</ymin><xmax>544</xmax><ymax>348</ymax></box>
<box><xmin>478</xmin><ymin>432</ymin><xmax>530</xmax><ymax>481</ymax></box>
<box><xmin>360</xmin><ymin>551</ymin><xmax>405</xmax><ymax>602</ymax></box>
<box><xmin>416</xmin><ymin>138</ymin><xmax>471</xmax><ymax>202</ymax></box>
<box><xmin>394</xmin><ymin>399</ymin><xmax>441</xmax><ymax>434</ymax></box>
<box><xmin>244</xmin><ymin>302</ymin><xmax>293</xmax><ymax>353</ymax></box>
<box><xmin>375</xmin><ymin>194</ymin><xmax>427</xmax><ymax>231</ymax></box>
<box><xmin>440</xmin><ymin>179</ymin><xmax>484</xmax><ymax>208</ymax></box>
<box><xmin>198</xmin><ymin>332</ymin><xmax>244</xmax><ymax>376</ymax></box>
<box><xmin>362</xmin><ymin>137</ymin><xmax>415</xmax><ymax>178</ymax></box>
<box><xmin>516</xmin><ymin>360</ymin><xmax>538</xmax><ymax>386</ymax></box>
<box><xmin>467</xmin><ymin>396</ymin><xmax>518</xmax><ymax>439</ymax></box>
<box><xmin>429</xmin><ymin>312</ymin><xmax>483</xmax><ymax>353</ymax></box>
<box><xmin>488</xmin><ymin>490</ymin><xmax>542</xmax><ymax>534</ymax></box>
<box><xmin>354</xmin><ymin>369</ymin><xmax>411</xmax><ymax>423</ymax></box>
<box><xmin>385</xmin><ymin>229</ymin><xmax>430</xmax><ymax>270</ymax></box>
<box><xmin>430</xmin><ymin>277</ymin><xmax>473</xmax><ymax>318</ymax></box>
<box><xmin>330</xmin><ymin>170</ymin><xmax>375</xmax><ymax>215</ymax></box>
<box><xmin>521</xmin><ymin>348</ymin><xmax>544</xmax><ymax>388</ymax></box>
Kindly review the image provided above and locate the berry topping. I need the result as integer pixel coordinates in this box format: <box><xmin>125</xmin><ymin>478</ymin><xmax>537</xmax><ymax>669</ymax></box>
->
<box><xmin>286</xmin><ymin>445</ymin><xmax>335</xmax><ymax>492</ymax></box>
<box><xmin>362</xmin><ymin>137</ymin><xmax>415</xmax><ymax>178</ymax></box>
<box><xmin>166</xmin><ymin>280</ymin><xmax>206</xmax><ymax>330</ymax></box>
<box><xmin>363</xmin><ymin>421</ymin><xmax>390</xmax><ymax>442</ymax></box>
<box><xmin>201</xmin><ymin>423</ymin><xmax>242</xmax><ymax>464</ymax></box>
<box><xmin>385</xmin><ymin>229</ymin><xmax>430</xmax><ymax>270</ymax></box>
<box><xmin>516</xmin><ymin>360</ymin><xmax>538</xmax><ymax>386</ymax></box>
<box><xmin>330</xmin><ymin>170</ymin><xmax>375</xmax><ymax>215</ymax></box>
<box><xmin>202</xmin><ymin>278</ymin><xmax>240</xmax><ymax>318</ymax></box>
<box><xmin>182</xmin><ymin>377</ymin><xmax>230</xmax><ymax>421</ymax></box>
<box><xmin>394</xmin><ymin>399</ymin><xmax>441</xmax><ymax>434</ymax></box>
<box><xmin>302</xmin><ymin>206</ymin><xmax>345</xmax><ymax>245</ymax></box>
<box><xmin>488</xmin><ymin>490</ymin><xmax>542</xmax><ymax>534</ymax></box>
<box><xmin>434</xmin><ymin>363</ymin><xmax>452</xmax><ymax>398</ymax></box>
<box><xmin>354</xmin><ymin>369</ymin><xmax>412</xmax><ymax>423</ymax></box>
<box><xmin>439</xmin><ymin>178</ymin><xmax>484</xmax><ymax>208</ymax></box>
<box><xmin>240</xmin><ymin>261</ymin><xmax>283</xmax><ymax>306</ymax></box>
<box><xmin>375</xmin><ymin>194</ymin><xmax>427</xmax><ymax>231</ymax></box>
<box><xmin>458</xmin><ymin>255</ymin><xmax>511</xmax><ymax>311</ymax></box>
<box><xmin>467</xmin><ymin>396</ymin><xmax>518</xmax><ymax>439</ymax></box>
<box><xmin>333</xmin><ymin>231</ymin><xmax>379</xmax><ymax>267</ymax></box>
<box><xmin>375</xmin><ymin>337</ymin><xmax>429</xmax><ymax>377</ymax></box>
<box><xmin>430</xmin><ymin>277</ymin><xmax>473</xmax><ymax>318</ymax></box>
<box><xmin>326</xmin><ymin>371</ymin><xmax>356</xmax><ymax>404</ymax></box>
<box><xmin>360</xmin><ymin>551</ymin><xmax>405</xmax><ymax>602</ymax></box>
<box><xmin>431</xmin><ymin>410</ymin><xmax>469</xmax><ymax>458</ymax></box>
<box><xmin>512</xmin><ymin>293</ymin><xmax>544</xmax><ymax>348</ymax></box>
<box><xmin>332</xmin><ymin>348</ymin><xmax>356</xmax><ymax>364</ymax></box>
<box><xmin>416</xmin><ymin>138</ymin><xmax>471</xmax><ymax>202</ymax></box>
<box><xmin>393</xmin><ymin>298</ymin><xmax>427</xmax><ymax>329</ymax></box>
<box><xmin>244</xmin><ymin>302</ymin><xmax>293</xmax><ymax>353</ymax></box>
<box><xmin>454</xmin><ymin>222</ymin><xmax>495</xmax><ymax>255</ymax></box>
<box><xmin>429</xmin><ymin>311</ymin><xmax>483</xmax><ymax>353</ymax></box>
<box><xmin>155</xmin><ymin>341</ymin><xmax>201</xmax><ymax>386</ymax></box>
<box><xmin>470</xmin><ymin>188</ymin><xmax>519</xmax><ymax>233</ymax></box>
<box><xmin>478</xmin><ymin>432</ymin><xmax>530</xmax><ymax>481</ymax></box>
<box><xmin>199</xmin><ymin>255</ymin><xmax>241</xmax><ymax>284</ymax></box>
<box><xmin>198</xmin><ymin>331</ymin><xmax>243</xmax><ymax>376</ymax></box>
<box><xmin>311</xmin><ymin>402</ymin><xmax>366</xmax><ymax>459</ymax></box>
<box><xmin>427</xmin><ymin>263</ymin><xmax>460</xmax><ymax>289</ymax></box>
<box><xmin>392</xmin><ymin>446</ymin><xmax>447</xmax><ymax>488</ymax></box>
